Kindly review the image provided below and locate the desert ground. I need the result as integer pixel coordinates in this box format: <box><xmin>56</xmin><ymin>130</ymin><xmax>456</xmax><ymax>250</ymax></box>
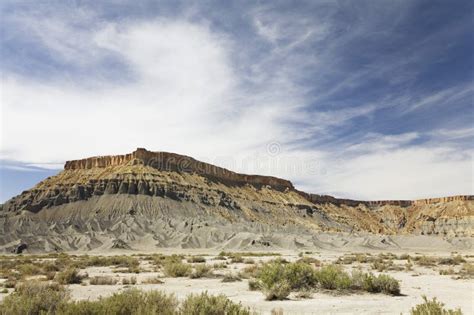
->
<box><xmin>1</xmin><ymin>248</ymin><xmax>472</xmax><ymax>314</ymax></box>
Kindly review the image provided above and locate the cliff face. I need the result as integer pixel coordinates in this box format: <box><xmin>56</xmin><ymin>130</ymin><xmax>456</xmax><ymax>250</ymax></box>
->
<box><xmin>64</xmin><ymin>148</ymin><xmax>294</xmax><ymax>192</ymax></box>
<box><xmin>1</xmin><ymin>148</ymin><xmax>473</xmax><ymax>252</ymax></box>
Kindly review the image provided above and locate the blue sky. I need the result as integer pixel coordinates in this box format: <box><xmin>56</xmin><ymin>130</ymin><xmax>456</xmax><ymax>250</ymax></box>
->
<box><xmin>0</xmin><ymin>0</ymin><xmax>473</xmax><ymax>202</ymax></box>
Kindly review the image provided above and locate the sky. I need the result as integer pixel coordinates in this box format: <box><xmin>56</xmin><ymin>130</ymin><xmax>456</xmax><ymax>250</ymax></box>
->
<box><xmin>0</xmin><ymin>0</ymin><xmax>473</xmax><ymax>202</ymax></box>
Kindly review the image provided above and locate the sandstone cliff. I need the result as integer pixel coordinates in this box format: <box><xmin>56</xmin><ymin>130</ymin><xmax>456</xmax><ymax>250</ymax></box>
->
<box><xmin>1</xmin><ymin>148</ymin><xmax>472</xmax><ymax>252</ymax></box>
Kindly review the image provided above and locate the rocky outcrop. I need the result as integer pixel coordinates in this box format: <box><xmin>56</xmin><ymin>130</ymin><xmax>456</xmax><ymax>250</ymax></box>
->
<box><xmin>65</xmin><ymin>148</ymin><xmax>294</xmax><ymax>192</ymax></box>
<box><xmin>0</xmin><ymin>148</ymin><xmax>473</xmax><ymax>253</ymax></box>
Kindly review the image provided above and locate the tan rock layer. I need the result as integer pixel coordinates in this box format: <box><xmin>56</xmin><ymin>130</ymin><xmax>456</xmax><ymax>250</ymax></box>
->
<box><xmin>65</xmin><ymin>148</ymin><xmax>294</xmax><ymax>192</ymax></box>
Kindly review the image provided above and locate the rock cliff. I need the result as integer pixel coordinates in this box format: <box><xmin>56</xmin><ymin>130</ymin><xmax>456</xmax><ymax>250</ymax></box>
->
<box><xmin>1</xmin><ymin>148</ymin><xmax>472</xmax><ymax>252</ymax></box>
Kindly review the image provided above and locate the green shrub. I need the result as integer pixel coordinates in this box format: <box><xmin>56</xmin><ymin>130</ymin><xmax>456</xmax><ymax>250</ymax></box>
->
<box><xmin>55</xmin><ymin>268</ymin><xmax>84</xmax><ymax>285</ymax></box>
<box><xmin>58</xmin><ymin>289</ymin><xmax>178</xmax><ymax>315</ymax></box>
<box><xmin>163</xmin><ymin>262</ymin><xmax>192</xmax><ymax>277</ymax></box>
<box><xmin>264</xmin><ymin>281</ymin><xmax>291</xmax><ymax>301</ymax></box>
<box><xmin>315</xmin><ymin>265</ymin><xmax>351</xmax><ymax>290</ymax></box>
<box><xmin>0</xmin><ymin>281</ymin><xmax>69</xmax><ymax>315</ymax></box>
<box><xmin>372</xmin><ymin>274</ymin><xmax>400</xmax><ymax>295</ymax></box>
<box><xmin>283</xmin><ymin>262</ymin><xmax>318</xmax><ymax>290</ymax></box>
<box><xmin>410</xmin><ymin>295</ymin><xmax>462</xmax><ymax>315</ymax></box>
<box><xmin>180</xmin><ymin>291</ymin><xmax>250</xmax><ymax>314</ymax></box>
<box><xmin>248</xmin><ymin>279</ymin><xmax>260</xmax><ymax>291</ymax></box>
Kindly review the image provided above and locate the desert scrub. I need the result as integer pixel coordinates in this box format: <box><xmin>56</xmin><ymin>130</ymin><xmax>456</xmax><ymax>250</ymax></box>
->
<box><xmin>58</xmin><ymin>288</ymin><xmax>178</xmax><ymax>315</ymax></box>
<box><xmin>163</xmin><ymin>261</ymin><xmax>192</xmax><ymax>277</ymax></box>
<box><xmin>254</xmin><ymin>261</ymin><xmax>317</xmax><ymax>300</ymax></box>
<box><xmin>410</xmin><ymin>295</ymin><xmax>462</xmax><ymax>315</ymax></box>
<box><xmin>414</xmin><ymin>256</ymin><xmax>437</xmax><ymax>267</ymax></box>
<box><xmin>221</xmin><ymin>273</ymin><xmax>242</xmax><ymax>282</ymax></box>
<box><xmin>297</xmin><ymin>256</ymin><xmax>321</xmax><ymax>266</ymax></box>
<box><xmin>0</xmin><ymin>281</ymin><xmax>69</xmax><ymax>315</ymax></box>
<box><xmin>190</xmin><ymin>264</ymin><xmax>213</xmax><ymax>279</ymax></box>
<box><xmin>142</xmin><ymin>276</ymin><xmax>164</xmax><ymax>284</ymax></box>
<box><xmin>351</xmin><ymin>270</ymin><xmax>400</xmax><ymax>295</ymax></box>
<box><xmin>315</xmin><ymin>265</ymin><xmax>351</xmax><ymax>290</ymax></box>
<box><xmin>180</xmin><ymin>291</ymin><xmax>251</xmax><ymax>315</ymax></box>
<box><xmin>188</xmin><ymin>256</ymin><xmax>206</xmax><ymax>263</ymax></box>
<box><xmin>438</xmin><ymin>255</ymin><xmax>466</xmax><ymax>266</ymax></box>
<box><xmin>89</xmin><ymin>276</ymin><xmax>119</xmax><ymax>285</ymax></box>
<box><xmin>55</xmin><ymin>268</ymin><xmax>84</xmax><ymax>285</ymax></box>
<box><xmin>122</xmin><ymin>276</ymin><xmax>137</xmax><ymax>285</ymax></box>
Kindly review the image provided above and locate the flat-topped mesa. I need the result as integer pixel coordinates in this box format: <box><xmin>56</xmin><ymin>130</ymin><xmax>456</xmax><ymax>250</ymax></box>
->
<box><xmin>64</xmin><ymin>148</ymin><xmax>294</xmax><ymax>191</ymax></box>
<box><xmin>300</xmin><ymin>193</ymin><xmax>473</xmax><ymax>207</ymax></box>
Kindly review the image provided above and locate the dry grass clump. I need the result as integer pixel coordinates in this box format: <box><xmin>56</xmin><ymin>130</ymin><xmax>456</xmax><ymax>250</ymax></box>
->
<box><xmin>142</xmin><ymin>276</ymin><xmax>164</xmax><ymax>284</ymax></box>
<box><xmin>410</xmin><ymin>295</ymin><xmax>462</xmax><ymax>315</ymax></box>
<box><xmin>122</xmin><ymin>276</ymin><xmax>137</xmax><ymax>285</ymax></box>
<box><xmin>188</xmin><ymin>256</ymin><xmax>206</xmax><ymax>263</ymax></box>
<box><xmin>190</xmin><ymin>264</ymin><xmax>214</xmax><ymax>279</ymax></box>
<box><xmin>414</xmin><ymin>256</ymin><xmax>437</xmax><ymax>267</ymax></box>
<box><xmin>296</xmin><ymin>256</ymin><xmax>321</xmax><ymax>266</ymax></box>
<box><xmin>219</xmin><ymin>251</ymin><xmax>281</xmax><ymax>258</ymax></box>
<box><xmin>55</xmin><ymin>268</ymin><xmax>85</xmax><ymax>285</ymax></box>
<box><xmin>221</xmin><ymin>273</ymin><xmax>242</xmax><ymax>282</ymax></box>
<box><xmin>89</xmin><ymin>276</ymin><xmax>119</xmax><ymax>285</ymax></box>
<box><xmin>163</xmin><ymin>261</ymin><xmax>192</xmax><ymax>277</ymax></box>
<box><xmin>180</xmin><ymin>291</ymin><xmax>251</xmax><ymax>315</ymax></box>
<box><xmin>438</xmin><ymin>255</ymin><xmax>466</xmax><ymax>266</ymax></box>
<box><xmin>212</xmin><ymin>262</ymin><xmax>228</xmax><ymax>269</ymax></box>
<box><xmin>230</xmin><ymin>255</ymin><xmax>244</xmax><ymax>264</ymax></box>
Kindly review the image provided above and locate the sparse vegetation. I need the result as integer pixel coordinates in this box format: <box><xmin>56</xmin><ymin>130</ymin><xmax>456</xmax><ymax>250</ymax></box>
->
<box><xmin>410</xmin><ymin>296</ymin><xmax>462</xmax><ymax>315</ymax></box>
<box><xmin>190</xmin><ymin>264</ymin><xmax>213</xmax><ymax>279</ymax></box>
<box><xmin>0</xmin><ymin>281</ymin><xmax>69</xmax><ymax>315</ymax></box>
<box><xmin>250</xmin><ymin>261</ymin><xmax>400</xmax><ymax>300</ymax></box>
<box><xmin>180</xmin><ymin>291</ymin><xmax>251</xmax><ymax>315</ymax></box>
<box><xmin>188</xmin><ymin>256</ymin><xmax>206</xmax><ymax>263</ymax></box>
<box><xmin>55</xmin><ymin>268</ymin><xmax>84</xmax><ymax>285</ymax></box>
<box><xmin>163</xmin><ymin>261</ymin><xmax>192</xmax><ymax>277</ymax></box>
<box><xmin>89</xmin><ymin>276</ymin><xmax>119</xmax><ymax>285</ymax></box>
<box><xmin>221</xmin><ymin>273</ymin><xmax>242</xmax><ymax>282</ymax></box>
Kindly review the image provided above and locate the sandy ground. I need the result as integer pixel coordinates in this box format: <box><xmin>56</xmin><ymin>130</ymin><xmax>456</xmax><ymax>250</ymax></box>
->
<box><xmin>1</xmin><ymin>250</ymin><xmax>473</xmax><ymax>314</ymax></box>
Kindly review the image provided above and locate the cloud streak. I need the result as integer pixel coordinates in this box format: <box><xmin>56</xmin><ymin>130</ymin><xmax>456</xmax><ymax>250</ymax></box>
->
<box><xmin>0</xmin><ymin>1</ymin><xmax>472</xmax><ymax>201</ymax></box>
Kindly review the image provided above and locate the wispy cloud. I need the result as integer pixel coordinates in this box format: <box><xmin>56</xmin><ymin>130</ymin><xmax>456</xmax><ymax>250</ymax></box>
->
<box><xmin>0</xmin><ymin>1</ymin><xmax>472</xmax><ymax>200</ymax></box>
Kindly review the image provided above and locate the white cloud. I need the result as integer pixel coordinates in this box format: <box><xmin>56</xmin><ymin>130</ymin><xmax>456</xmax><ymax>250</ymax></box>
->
<box><xmin>0</xmin><ymin>6</ymin><xmax>472</xmax><ymax>201</ymax></box>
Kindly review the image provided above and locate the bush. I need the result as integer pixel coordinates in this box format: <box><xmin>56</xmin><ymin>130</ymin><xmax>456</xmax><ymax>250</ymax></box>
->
<box><xmin>0</xmin><ymin>281</ymin><xmax>69</xmax><ymax>315</ymax></box>
<box><xmin>264</xmin><ymin>281</ymin><xmax>291</xmax><ymax>301</ymax></box>
<box><xmin>163</xmin><ymin>262</ymin><xmax>192</xmax><ymax>277</ymax></box>
<box><xmin>122</xmin><ymin>276</ymin><xmax>137</xmax><ymax>285</ymax></box>
<box><xmin>315</xmin><ymin>265</ymin><xmax>351</xmax><ymax>290</ymax></box>
<box><xmin>188</xmin><ymin>256</ymin><xmax>206</xmax><ymax>263</ymax></box>
<box><xmin>351</xmin><ymin>271</ymin><xmax>400</xmax><ymax>295</ymax></box>
<box><xmin>58</xmin><ymin>288</ymin><xmax>178</xmax><ymax>315</ymax></box>
<box><xmin>283</xmin><ymin>262</ymin><xmax>318</xmax><ymax>290</ymax></box>
<box><xmin>410</xmin><ymin>295</ymin><xmax>462</xmax><ymax>315</ymax></box>
<box><xmin>248</xmin><ymin>279</ymin><xmax>260</xmax><ymax>291</ymax></box>
<box><xmin>438</xmin><ymin>255</ymin><xmax>466</xmax><ymax>265</ymax></box>
<box><xmin>142</xmin><ymin>277</ymin><xmax>164</xmax><ymax>284</ymax></box>
<box><xmin>221</xmin><ymin>273</ymin><xmax>242</xmax><ymax>282</ymax></box>
<box><xmin>180</xmin><ymin>291</ymin><xmax>250</xmax><ymax>314</ymax></box>
<box><xmin>89</xmin><ymin>276</ymin><xmax>118</xmax><ymax>285</ymax></box>
<box><xmin>190</xmin><ymin>264</ymin><xmax>213</xmax><ymax>279</ymax></box>
<box><xmin>55</xmin><ymin>268</ymin><xmax>84</xmax><ymax>285</ymax></box>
